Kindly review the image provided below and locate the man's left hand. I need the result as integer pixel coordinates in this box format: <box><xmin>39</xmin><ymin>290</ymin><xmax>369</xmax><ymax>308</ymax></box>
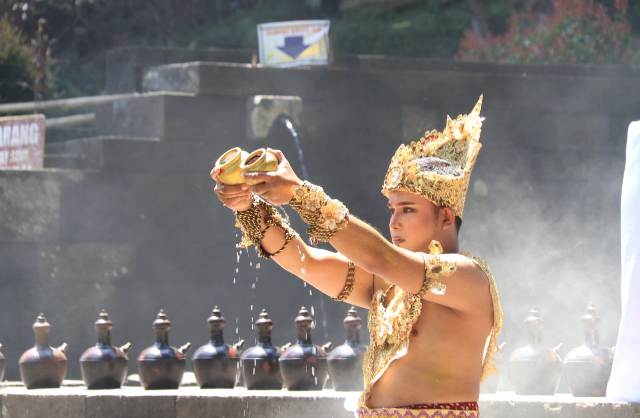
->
<box><xmin>244</xmin><ymin>149</ymin><xmax>303</xmax><ymax>205</ymax></box>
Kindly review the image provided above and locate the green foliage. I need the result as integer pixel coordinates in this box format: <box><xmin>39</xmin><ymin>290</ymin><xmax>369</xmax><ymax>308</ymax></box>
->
<box><xmin>332</xmin><ymin>2</ymin><xmax>469</xmax><ymax>57</ymax></box>
<box><xmin>188</xmin><ymin>0</ymin><xmax>469</xmax><ymax>58</ymax></box>
<box><xmin>0</xmin><ymin>16</ymin><xmax>36</xmax><ymax>102</ymax></box>
<box><xmin>180</xmin><ymin>0</ymin><xmax>311</xmax><ymax>49</ymax></box>
<box><xmin>2</xmin><ymin>0</ymin><xmax>639</xmax><ymax>99</ymax></box>
<box><xmin>457</xmin><ymin>0</ymin><xmax>635</xmax><ymax>65</ymax></box>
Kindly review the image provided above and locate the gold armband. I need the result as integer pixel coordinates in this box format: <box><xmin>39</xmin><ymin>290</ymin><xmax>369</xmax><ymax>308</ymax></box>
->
<box><xmin>416</xmin><ymin>240</ymin><xmax>457</xmax><ymax>298</ymax></box>
<box><xmin>288</xmin><ymin>181</ymin><xmax>349</xmax><ymax>244</ymax></box>
<box><xmin>333</xmin><ymin>261</ymin><xmax>356</xmax><ymax>302</ymax></box>
<box><xmin>235</xmin><ymin>196</ymin><xmax>298</xmax><ymax>258</ymax></box>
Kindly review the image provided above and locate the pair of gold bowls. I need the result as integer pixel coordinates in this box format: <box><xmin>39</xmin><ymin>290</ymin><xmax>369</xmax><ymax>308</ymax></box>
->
<box><xmin>211</xmin><ymin>147</ymin><xmax>279</xmax><ymax>185</ymax></box>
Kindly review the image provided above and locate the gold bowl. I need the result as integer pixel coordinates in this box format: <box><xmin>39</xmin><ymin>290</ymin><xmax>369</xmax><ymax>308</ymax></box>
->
<box><xmin>212</xmin><ymin>147</ymin><xmax>249</xmax><ymax>185</ymax></box>
<box><xmin>241</xmin><ymin>148</ymin><xmax>279</xmax><ymax>185</ymax></box>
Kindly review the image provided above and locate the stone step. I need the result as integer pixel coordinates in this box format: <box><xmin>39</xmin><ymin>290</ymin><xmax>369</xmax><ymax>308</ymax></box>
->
<box><xmin>95</xmin><ymin>92</ymin><xmax>245</xmax><ymax>141</ymax></box>
<box><xmin>141</xmin><ymin>61</ymin><xmax>640</xmax><ymax>114</ymax></box>
<box><xmin>0</xmin><ymin>387</ymin><xmax>635</xmax><ymax>418</ymax></box>
<box><xmin>44</xmin><ymin>135</ymin><xmax>234</xmax><ymax>174</ymax></box>
<box><xmin>46</xmin><ymin>126</ymin><xmax>99</xmax><ymax>144</ymax></box>
<box><xmin>44</xmin><ymin>136</ymin><xmax>161</xmax><ymax>171</ymax></box>
<box><xmin>142</xmin><ymin>62</ymin><xmax>370</xmax><ymax>103</ymax></box>
<box><xmin>43</xmin><ymin>153</ymin><xmax>85</xmax><ymax>170</ymax></box>
<box><xmin>106</xmin><ymin>46</ymin><xmax>253</xmax><ymax>93</ymax></box>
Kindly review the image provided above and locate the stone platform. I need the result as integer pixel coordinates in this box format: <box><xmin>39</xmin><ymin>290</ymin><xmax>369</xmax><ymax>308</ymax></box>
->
<box><xmin>0</xmin><ymin>384</ymin><xmax>638</xmax><ymax>418</ymax></box>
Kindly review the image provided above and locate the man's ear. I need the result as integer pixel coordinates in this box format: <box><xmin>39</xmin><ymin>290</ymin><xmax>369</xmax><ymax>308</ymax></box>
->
<box><xmin>440</xmin><ymin>206</ymin><xmax>456</xmax><ymax>230</ymax></box>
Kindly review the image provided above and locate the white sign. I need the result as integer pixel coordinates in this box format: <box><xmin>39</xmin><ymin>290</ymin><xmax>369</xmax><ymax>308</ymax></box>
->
<box><xmin>257</xmin><ymin>20</ymin><xmax>331</xmax><ymax>68</ymax></box>
<box><xmin>0</xmin><ymin>114</ymin><xmax>46</xmax><ymax>170</ymax></box>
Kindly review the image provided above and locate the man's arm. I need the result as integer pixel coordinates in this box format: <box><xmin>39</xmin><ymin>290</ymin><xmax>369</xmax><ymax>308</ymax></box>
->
<box><xmin>329</xmin><ymin>214</ymin><xmax>491</xmax><ymax>313</ymax></box>
<box><xmin>257</xmin><ymin>207</ymin><xmax>375</xmax><ymax>309</ymax></box>
<box><xmin>228</xmin><ymin>150</ymin><xmax>490</xmax><ymax>314</ymax></box>
<box><xmin>213</xmin><ymin>172</ymin><xmax>374</xmax><ymax>308</ymax></box>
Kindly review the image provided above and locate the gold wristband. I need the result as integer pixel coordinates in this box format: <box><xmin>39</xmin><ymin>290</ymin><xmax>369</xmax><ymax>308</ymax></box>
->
<box><xmin>333</xmin><ymin>260</ymin><xmax>356</xmax><ymax>301</ymax></box>
<box><xmin>235</xmin><ymin>196</ymin><xmax>298</xmax><ymax>258</ymax></box>
<box><xmin>289</xmin><ymin>181</ymin><xmax>349</xmax><ymax>244</ymax></box>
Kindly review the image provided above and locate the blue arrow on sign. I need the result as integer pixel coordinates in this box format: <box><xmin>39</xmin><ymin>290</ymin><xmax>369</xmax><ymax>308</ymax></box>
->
<box><xmin>277</xmin><ymin>36</ymin><xmax>311</xmax><ymax>59</ymax></box>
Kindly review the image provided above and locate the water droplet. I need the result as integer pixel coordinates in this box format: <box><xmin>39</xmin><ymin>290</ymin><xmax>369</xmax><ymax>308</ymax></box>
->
<box><xmin>251</xmin><ymin>283</ymin><xmax>256</xmax><ymax>289</ymax></box>
<box><xmin>250</xmin><ymin>304</ymin><xmax>254</xmax><ymax>311</ymax></box>
<box><xmin>310</xmin><ymin>306</ymin><xmax>315</xmax><ymax>316</ymax></box>
<box><xmin>256</xmin><ymin>262</ymin><xmax>261</xmax><ymax>269</ymax></box>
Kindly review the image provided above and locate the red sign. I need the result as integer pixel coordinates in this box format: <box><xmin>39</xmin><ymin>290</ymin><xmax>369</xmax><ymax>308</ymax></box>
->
<box><xmin>0</xmin><ymin>114</ymin><xmax>46</xmax><ymax>170</ymax></box>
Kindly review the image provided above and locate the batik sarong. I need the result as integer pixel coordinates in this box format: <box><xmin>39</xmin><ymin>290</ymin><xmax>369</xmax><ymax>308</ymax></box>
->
<box><xmin>355</xmin><ymin>401</ymin><xmax>479</xmax><ymax>418</ymax></box>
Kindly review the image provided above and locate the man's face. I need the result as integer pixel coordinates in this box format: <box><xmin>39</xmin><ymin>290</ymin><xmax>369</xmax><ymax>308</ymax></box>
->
<box><xmin>387</xmin><ymin>190</ymin><xmax>440</xmax><ymax>252</ymax></box>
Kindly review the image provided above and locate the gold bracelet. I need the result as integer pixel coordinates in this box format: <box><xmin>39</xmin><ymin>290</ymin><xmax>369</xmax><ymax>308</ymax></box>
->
<box><xmin>235</xmin><ymin>196</ymin><xmax>264</xmax><ymax>249</ymax></box>
<box><xmin>289</xmin><ymin>181</ymin><xmax>349</xmax><ymax>244</ymax></box>
<box><xmin>333</xmin><ymin>261</ymin><xmax>356</xmax><ymax>301</ymax></box>
<box><xmin>235</xmin><ymin>196</ymin><xmax>298</xmax><ymax>258</ymax></box>
<box><xmin>261</xmin><ymin>224</ymin><xmax>296</xmax><ymax>258</ymax></box>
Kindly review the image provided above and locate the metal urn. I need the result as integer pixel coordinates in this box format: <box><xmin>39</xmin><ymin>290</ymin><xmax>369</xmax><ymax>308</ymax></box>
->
<box><xmin>241</xmin><ymin>309</ymin><xmax>283</xmax><ymax>390</ymax></box>
<box><xmin>508</xmin><ymin>308</ymin><xmax>562</xmax><ymax>395</ymax></box>
<box><xmin>327</xmin><ymin>307</ymin><xmax>367</xmax><ymax>391</ymax></box>
<box><xmin>19</xmin><ymin>313</ymin><xmax>68</xmax><ymax>389</ymax></box>
<box><xmin>79</xmin><ymin>310</ymin><xmax>132</xmax><ymax>389</ymax></box>
<box><xmin>192</xmin><ymin>306</ymin><xmax>244</xmax><ymax>388</ymax></box>
<box><xmin>279</xmin><ymin>306</ymin><xmax>330</xmax><ymax>390</ymax></box>
<box><xmin>563</xmin><ymin>303</ymin><xmax>613</xmax><ymax>397</ymax></box>
<box><xmin>137</xmin><ymin>310</ymin><xmax>191</xmax><ymax>389</ymax></box>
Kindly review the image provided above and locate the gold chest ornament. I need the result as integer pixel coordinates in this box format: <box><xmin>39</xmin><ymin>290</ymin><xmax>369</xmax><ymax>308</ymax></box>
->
<box><xmin>359</xmin><ymin>240</ymin><xmax>502</xmax><ymax>407</ymax></box>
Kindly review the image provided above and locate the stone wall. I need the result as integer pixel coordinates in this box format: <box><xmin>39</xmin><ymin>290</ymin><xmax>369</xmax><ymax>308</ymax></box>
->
<box><xmin>1</xmin><ymin>52</ymin><xmax>639</xmax><ymax>384</ymax></box>
<box><xmin>1</xmin><ymin>388</ymin><xmax>638</xmax><ymax>418</ymax></box>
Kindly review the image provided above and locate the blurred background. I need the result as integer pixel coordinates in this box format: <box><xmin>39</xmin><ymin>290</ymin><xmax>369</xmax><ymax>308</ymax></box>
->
<box><xmin>0</xmin><ymin>0</ymin><xmax>638</xmax><ymax>391</ymax></box>
<box><xmin>2</xmin><ymin>0</ymin><xmax>640</xmax><ymax>101</ymax></box>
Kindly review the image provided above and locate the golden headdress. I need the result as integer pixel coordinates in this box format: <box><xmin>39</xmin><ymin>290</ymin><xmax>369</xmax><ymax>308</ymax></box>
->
<box><xmin>382</xmin><ymin>96</ymin><xmax>484</xmax><ymax>218</ymax></box>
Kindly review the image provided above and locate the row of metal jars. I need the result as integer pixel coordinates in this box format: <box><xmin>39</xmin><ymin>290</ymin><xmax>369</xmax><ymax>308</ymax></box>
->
<box><xmin>6</xmin><ymin>306</ymin><xmax>366</xmax><ymax>391</ymax></box>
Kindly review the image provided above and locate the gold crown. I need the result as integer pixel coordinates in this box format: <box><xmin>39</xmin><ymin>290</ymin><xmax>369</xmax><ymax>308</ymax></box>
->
<box><xmin>381</xmin><ymin>96</ymin><xmax>484</xmax><ymax>218</ymax></box>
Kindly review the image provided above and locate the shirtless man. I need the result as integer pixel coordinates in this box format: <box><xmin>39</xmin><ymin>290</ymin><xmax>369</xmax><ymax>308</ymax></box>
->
<box><xmin>213</xmin><ymin>96</ymin><xmax>502</xmax><ymax>417</ymax></box>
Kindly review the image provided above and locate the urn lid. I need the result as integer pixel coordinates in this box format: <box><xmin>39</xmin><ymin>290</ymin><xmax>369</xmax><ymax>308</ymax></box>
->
<box><xmin>582</xmin><ymin>302</ymin><xmax>599</xmax><ymax>327</ymax></box>
<box><xmin>294</xmin><ymin>306</ymin><xmax>314</xmax><ymax>327</ymax></box>
<box><xmin>256</xmin><ymin>309</ymin><xmax>273</xmax><ymax>327</ymax></box>
<box><xmin>256</xmin><ymin>309</ymin><xmax>274</xmax><ymax>337</ymax></box>
<box><xmin>95</xmin><ymin>310</ymin><xmax>113</xmax><ymax>330</ymax></box>
<box><xmin>33</xmin><ymin>313</ymin><xmax>51</xmax><ymax>332</ymax></box>
<box><xmin>524</xmin><ymin>307</ymin><xmax>542</xmax><ymax>327</ymax></box>
<box><xmin>522</xmin><ymin>307</ymin><xmax>544</xmax><ymax>346</ymax></box>
<box><xmin>153</xmin><ymin>309</ymin><xmax>171</xmax><ymax>330</ymax></box>
<box><xmin>207</xmin><ymin>306</ymin><xmax>225</xmax><ymax>331</ymax></box>
<box><xmin>343</xmin><ymin>307</ymin><xmax>362</xmax><ymax>330</ymax></box>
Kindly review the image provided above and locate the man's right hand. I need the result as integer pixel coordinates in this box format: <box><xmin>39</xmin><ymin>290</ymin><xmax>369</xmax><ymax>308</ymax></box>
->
<box><xmin>212</xmin><ymin>169</ymin><xmax>253</xmax><ymax>212</ymax></box>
